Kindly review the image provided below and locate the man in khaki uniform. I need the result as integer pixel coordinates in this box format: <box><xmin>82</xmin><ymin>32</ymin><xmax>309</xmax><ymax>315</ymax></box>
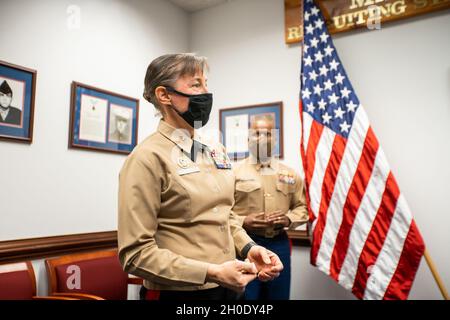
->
<box><xmin>118</xmin><ymin>53</ymin><xmax>283</xmax><ymax>301</ymax></box>
<box><xmin>233</xmin><ymin>115</ymin><xmax>309</xmax><ymax>300</ymax></box>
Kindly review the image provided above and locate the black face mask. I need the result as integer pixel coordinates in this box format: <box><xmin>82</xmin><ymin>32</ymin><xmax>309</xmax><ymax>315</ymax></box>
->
<box><xmin>166</xmin><ymin>87</ymin><xmax>213</xmax><ymax>128</ymax></box>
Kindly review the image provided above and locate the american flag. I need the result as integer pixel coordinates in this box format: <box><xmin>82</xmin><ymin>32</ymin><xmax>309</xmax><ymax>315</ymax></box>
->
<box><xmin>299</xmin><ymin>0</ymin><xmax>425</xmax><ymax>300</ymax></box>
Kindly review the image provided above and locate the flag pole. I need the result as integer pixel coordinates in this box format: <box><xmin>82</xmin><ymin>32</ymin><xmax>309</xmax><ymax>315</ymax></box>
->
<box><xmin>423</xmin><ymin>249</ymin><xmax>448</xmax><ymax>300</ymax></box>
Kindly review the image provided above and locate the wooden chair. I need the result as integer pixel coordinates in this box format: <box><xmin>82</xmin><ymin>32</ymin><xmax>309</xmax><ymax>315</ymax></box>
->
<box><xmin>0</xmin><ymin>261</ymin><xmax>76</xmax><ymax>300</ymax></box>
<box><xmin>45</xmin><ymin>249</ymin><xmax>143</xmax><ymax>300</ymax></box>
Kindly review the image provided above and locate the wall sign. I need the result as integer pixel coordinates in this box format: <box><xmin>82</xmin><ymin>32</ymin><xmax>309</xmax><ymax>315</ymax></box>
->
<box><xmin>285</xmin><ymin>0</ymin><xmax>450</xmax><ymax>44</ymax></box>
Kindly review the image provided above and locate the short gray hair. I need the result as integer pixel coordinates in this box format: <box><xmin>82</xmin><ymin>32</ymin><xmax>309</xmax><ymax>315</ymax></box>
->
<box><xmin>143</xmin><ymin>53</ymin><xmax>209</xmax><ymax>110</ymax></box>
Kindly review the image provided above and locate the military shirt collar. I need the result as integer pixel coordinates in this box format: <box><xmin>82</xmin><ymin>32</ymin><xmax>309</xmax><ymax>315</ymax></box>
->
<box><xmin>247</xmin><ymin>154</ymin><xmax>278</xmax><ymax>171</ymax></box>
<box><xmin>158</xmin><ymin>120</ymin><xmax>213</xmax><ymax>153</ymax></box>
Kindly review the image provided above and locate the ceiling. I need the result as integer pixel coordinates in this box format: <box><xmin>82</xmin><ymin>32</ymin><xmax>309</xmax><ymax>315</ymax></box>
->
<box><xmin>168</xmin><ymin>0</ymin><xmax>229</xmax><ymax>12</ymax></box>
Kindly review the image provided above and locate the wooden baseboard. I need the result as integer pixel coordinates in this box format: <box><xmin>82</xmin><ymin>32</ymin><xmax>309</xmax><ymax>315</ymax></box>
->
<box><xmin>0</xmin><ymin>228</ymin><xmax>310</xmax><ymax>264</ymax></box>
<box><xmin>0</xmin><ymin>231</ymin><xmax>117</xmax><ymax>264</ymax></box>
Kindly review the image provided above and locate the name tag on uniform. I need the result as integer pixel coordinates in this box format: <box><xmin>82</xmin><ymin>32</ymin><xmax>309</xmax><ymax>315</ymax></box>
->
<box><xmin>238</xmin><ymin>177</ymin><xmax>256</xmax><ymax>182</ymax></box>
<box><xmin>209</xmin><ymin>149</ymin><xmax>232</xmax><ymax>169</ymax></box>
<box><xmin>177</xmin><ymin>166</ymin><xmax>201</xmax><ymax>176</ymax></box>
<box><xmin>177</xmin><ymin>156</ymin><xmax>200</xmax><ymax>175</ymax></box>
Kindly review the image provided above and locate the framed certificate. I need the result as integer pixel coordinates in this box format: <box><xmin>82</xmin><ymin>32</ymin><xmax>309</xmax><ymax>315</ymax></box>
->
<box><xmin>69</xmin><ymin>81</ymin><xmax>139</xmax><ymax>154</ymax></box>
<box><xmin>0</xmin><ymin>60</ymin><xmax>37</xmax><ymax>143</ymax></box>
<box><xmin>219</xmin><ymin>101</ymin><xmax>284</xmax><ymax>160</ymax></box>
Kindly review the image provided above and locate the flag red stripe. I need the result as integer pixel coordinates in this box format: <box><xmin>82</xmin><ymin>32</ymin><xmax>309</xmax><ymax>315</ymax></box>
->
<box><xmin>383</xmin><ymin>220</ymin><xmax>425</xmax><ymax>300</ymax></box>
<box><xmin>299</xmin><ymin>102</ymin><xmax>315</xmax><ymax>221</ymax></box>
<box><xmin>329</xmin><ymin>127</ymin><xmax>379</xmax><ymax>280</ymax></box>
<box><xmin>305</xmin><ymin>120</ymin><xmax>324</xmax><ymax>185</ymax></box>
<box><xmin>310</xmin><ymin>134</ymin><xmax>346</xmax><ymax>266</ymax></box>
<box><xmin>351</xmin><ymin>172</ymin><xmax>400</xmax><ymax>299</ymax></box>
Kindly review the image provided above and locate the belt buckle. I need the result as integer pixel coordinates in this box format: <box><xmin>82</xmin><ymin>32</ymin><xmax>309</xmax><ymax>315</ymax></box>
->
<box><xmin>265</xmin><ymin>230</ymin><xmax>275</xmax><ymax>238</ymax></box>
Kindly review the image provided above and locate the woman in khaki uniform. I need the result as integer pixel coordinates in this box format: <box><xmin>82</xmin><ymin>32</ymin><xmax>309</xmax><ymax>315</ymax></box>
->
<box><xmin>118</xmin><ymin>53</ymin><xmax>283</xmax><ymax>300</ymax></box>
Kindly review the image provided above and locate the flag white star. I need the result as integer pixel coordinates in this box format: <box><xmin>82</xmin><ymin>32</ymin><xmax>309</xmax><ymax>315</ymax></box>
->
<box><xmin>318</xmin><ymin>99</ymin><xmax>327</xmax><ymax>110</ymax></box>
<box><xmin>315</xmin><ymin>20</ymin><xmax>324</xmax><ymax>29</ymax></box>
<box><xmin>319</xmin><ymin>65</ymin><xmax>329</xmax><ymax>76</ymax></box>
<box><xmin>308</xmin><ymin>70</ymin><xmax>318</xmax><ymax>81</ymax></box>
<box><xmin>307</xmin><ymin>102</ymin><xmax>315</xmax><ymax>113</ymax></box>
<box><xmin>302</xmin><ymin>88</ymin><xmax>312</xmax><ymax>99</ymax></box>
<box><xmin>320</xmin><ymin>32</ymin><xmax>329</xmax><ymax>42</ymax></box>
<box><xmin>335</xmin><ymin>73</ymin><xmax>345</xmax><ymax>84</ymax></box>
<box><xmin>311</xmin><ymin>6</ymin><xmax>319</xmax><ymax>16</ymax></box>
<box><xmin>329</xmin><ymin>59</ymin><xmax>340</xmax><ymax>71</ymax></box>
<box><xmin>306</xmin><ymin>24</ymin><xmax>314</xmax><ymax>34</ymax></box>
<box><xmin>304</xmin><ymin>56</ymin><xmax>313</xmax><ymax>67</ymax></box>
<box><xmin>314</xmin><ymin>51</ymin><xmax>324</xmax><ymax>63</ymax></box>
<box><xmin>340</xmin><ymin>121</ymin><xmax>351</xmax><ymax>133</ymax></box>
<box><xmin>313</xmin><ymin>84</ymin><xmax>323</xmax><ymax>95</ymax></box>
<box><xmin>334</xmin><ymin>107</ymin><xmax>345</xmax><ymax>119</ymax></box>
<box><xmin>346</xmin><ymin>101</ymin><xmax>358</xmax><ymax>112</ymax></box>
<box><xmin>324</xmin><ymin>45</ymin><xmax>334</xmax><ymax>56</ymax></box>
<box><xmin>341</xmin><ymin>87</ymin><xmax>351</xmax><ymax>98</ymax></box>
<box><xmin>310</xmin><ymin>37</ymin><xmax>319</xmax><ymax>48</ymax></box>
<box><xmin>322</xmin><ymin>112</ymin><xmax>332</xmax><ymax>124</ymax></box>
<box><xmin>303</xmin><ymin>44</ymin><xmax>309</xmax><ymax>53</ymax></box>
<box><xmin>304</xmin><ymin>11</ymin><xmax>310</xmax><ymax>21</ymax></box>
<box><xmin>324</xmin><ymin>79</ymin><xmax>334</xmax><ymax>90</ymax></box>
<box><xmin>328</xmin><ymin>92</ymin><xmax>339</xmax><ymax>104</ymax></box>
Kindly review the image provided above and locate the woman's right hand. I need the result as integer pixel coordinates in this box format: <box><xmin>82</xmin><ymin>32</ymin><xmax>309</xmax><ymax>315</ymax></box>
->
<box><xmin>206</xmin><ymin>260</ymin><xmax>258</xmax><ymax>293</ymax></box>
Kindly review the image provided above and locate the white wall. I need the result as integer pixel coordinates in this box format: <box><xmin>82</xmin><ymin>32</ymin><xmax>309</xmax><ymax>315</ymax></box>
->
<box><xmin>0</xmin><ymin>0</ymin><xmax>189</xmax><ymax>240</ymax></box>
<box><xmin>190</xmin><ymin>0</ymin><xmax>450</xmax><ymax>299</ymax></box>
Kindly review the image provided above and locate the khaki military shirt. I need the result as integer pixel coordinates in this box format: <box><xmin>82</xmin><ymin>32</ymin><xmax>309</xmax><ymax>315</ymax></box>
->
<box><xmin>232</xmin><ymin>157</ymin><xmax>309</xmax><ymax>238</ymax></box>
<box><xmin>118</xmin><ymin>120</ymin><xmax>253</xmax><ymax>291</ymax></box>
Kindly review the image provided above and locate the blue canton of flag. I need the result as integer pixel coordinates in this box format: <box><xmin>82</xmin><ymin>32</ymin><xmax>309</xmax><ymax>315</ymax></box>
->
<box><xmin>301</xmin><ymin>0</ymin><xmax>361</xmax><ymax>139</ymax></box>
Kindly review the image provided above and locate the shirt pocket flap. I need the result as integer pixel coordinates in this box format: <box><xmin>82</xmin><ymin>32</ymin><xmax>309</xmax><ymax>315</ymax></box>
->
<box><xmin>276</xmin><ymin>182</ymin><xmax>291</xmax><ymax>196</ymax></box>
<box><xmin>236</xmin><ymin>180</ymin><xmax>261</xmax><ymax>193</ymax></box>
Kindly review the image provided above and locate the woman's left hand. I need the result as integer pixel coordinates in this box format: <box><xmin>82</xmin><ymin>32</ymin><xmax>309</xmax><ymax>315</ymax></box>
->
<box><xmin>246</xmin><ymin>246</ymin><xmax>284</xmax><ymax>282</ymax></box>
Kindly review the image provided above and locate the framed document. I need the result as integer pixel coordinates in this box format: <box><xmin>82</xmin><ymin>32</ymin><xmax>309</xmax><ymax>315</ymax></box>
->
<box><xmin>219</xmin><ymin>102</ymin><xmax>284</xmax><ymax>160</ymax></box>
<box><xmin>69</xmin><ymin>81</ymin><xmax>139</xmax><ymax>154</ymax></box>
<box><xmin>0</xmin><ymin>60</ymin><xmax>36</xmax><ymax>143</ymax></box>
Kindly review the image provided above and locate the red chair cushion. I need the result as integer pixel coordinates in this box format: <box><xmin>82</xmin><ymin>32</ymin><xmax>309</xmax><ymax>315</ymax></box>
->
<box><xmin>54</xmin><ymin>255</ymin><xmax>128</xmax><ymax>300</ymax></box>
<box><xmin>0</xmin><ymin>265</ymin><xmax>34</xmax><ymax>300</ymax></box>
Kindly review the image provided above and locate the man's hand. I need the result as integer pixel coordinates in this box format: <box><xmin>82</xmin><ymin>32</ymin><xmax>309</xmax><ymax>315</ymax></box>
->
<box><xmin>243</xmin><ymin>212</ymin><xmax>272</xmax><ymax>230</ymax></box>
<box><xmin>246</xmin><ymin>245</ymin><xmax>284</xmax><ymax>282</ymax></box>
<box><xmin>266</xmin><ymin>211</ymin><xmax>291</xmax><ymax>228</ymax></box>
<box><xmin>206</xmin><ymin>260</ymin><xmax>258</xmax><ymax>293</ymax></box>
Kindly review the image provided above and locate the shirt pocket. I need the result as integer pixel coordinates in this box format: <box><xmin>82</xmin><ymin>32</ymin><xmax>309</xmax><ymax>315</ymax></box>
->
<box><xmin>276</xmin><ymin>182</ymin><xmax>293</xmax><ymax>213</ymax></box>
<box><xmin>235</xmin><ymin>180</ymin><xmax>262</xmax><ymax>212</ymax></box>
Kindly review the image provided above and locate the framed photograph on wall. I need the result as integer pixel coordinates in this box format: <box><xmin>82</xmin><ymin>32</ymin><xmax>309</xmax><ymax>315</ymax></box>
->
<box><xmin>69</xmin><ymin>81</ymin><xmax>139</xmax><ymax>155</ymax></box>
<box><xmin>0</xmin><ymin>60</ymin><xmax>36</xmax><ymax>143</ymax></box>
<box><xmin>219</xmin><ymin>101</ymin><xmax>284</xmax><ymax>160</ymax></box>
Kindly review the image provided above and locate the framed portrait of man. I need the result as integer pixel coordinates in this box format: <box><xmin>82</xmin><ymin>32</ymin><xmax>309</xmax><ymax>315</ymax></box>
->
<box><xmin>69</xmin><ymin>81</ymin><xmax>139</xmax><ymax>154</ymax></box>
<box><xmin>219</xmin><ymin>101</ymin><xmax>284</xmax><ymax>160</ymax></box>
<box><xmin>0</xmin><ymin>60</ymin><xmax>37</xmax><ymax>143</ymax></box>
